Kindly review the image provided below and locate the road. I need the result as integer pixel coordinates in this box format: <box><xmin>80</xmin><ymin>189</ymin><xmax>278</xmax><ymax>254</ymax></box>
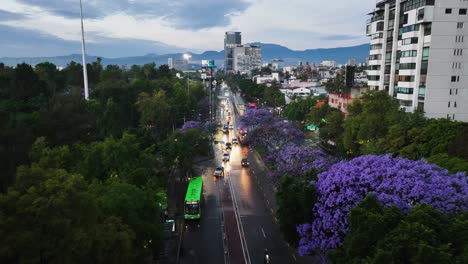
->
<box><xmin>180</xmin><ymin>87</ymin><xmax>297</xmax><ymax>264</ymax></box>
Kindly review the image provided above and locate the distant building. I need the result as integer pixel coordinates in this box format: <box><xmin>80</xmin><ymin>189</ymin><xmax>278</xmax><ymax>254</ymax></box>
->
<box><xmin>233</xmin><ymin>44</ymin><xmax>262</xmax><ymax>74</ymax></box>
<box><xmin>347</xmin><ymin>59</ymin><xmax>357</xmax><ymax>66</ymax></box>
<box><xmin>167</xmin><ymin>57</ymin><xmax>188</xmax><ymax>70</ymax></box>
<box><xmin>328</xmin><ymin>87</ymin><xmax>367</xmax><ymax>116</ymax></box>
<box><xmin>320</xmin><ymin>60</ymin><xmax>337</xmax><ymax>67</ymax></box>
<box><xmin>224</xmin><ymin>31</ymin><xmax>242</xmax><ymax>72</ymax></box>
<box><xmin>255</xmin><ymin>72</ymin><xmax>280</xmax><ymax>84</ymax></box>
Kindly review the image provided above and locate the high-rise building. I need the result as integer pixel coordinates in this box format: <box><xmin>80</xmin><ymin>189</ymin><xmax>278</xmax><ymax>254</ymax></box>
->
<box><xmin>367</xmin><ymin>0</ymin><xmax>468</xmax><ymax>121</ymax></box>
<box><xmin>224</xmin><ymin>31</ymin><xmax>242</xmax><ymax>72</ymax></box>
<box><xmin>233</xmin><ymin>44</ymin><xmax>262</xmax><ymax>74</ymax></box>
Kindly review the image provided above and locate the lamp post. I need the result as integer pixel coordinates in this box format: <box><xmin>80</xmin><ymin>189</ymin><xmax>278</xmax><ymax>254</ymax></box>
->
<box><xmin>79</xmin><ymin>0</ymin><xmax>89</xmax><ymax>100</ymax></box>
<box><xmin>183</xmin><ymin>53</ymin><xmax>191</xmax><ymax>96</ymax></box>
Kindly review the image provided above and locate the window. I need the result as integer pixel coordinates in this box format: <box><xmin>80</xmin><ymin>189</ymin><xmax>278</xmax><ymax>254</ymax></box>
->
<box><xmin>457</xmin><ymin>22</ymin><xmax>464</xmax><ymax>29</ymax></box>
<box><xmin>458</xmin><ymin>76</ymin><xmax>460</xmax><ymax>82</ymax></box>
<box><xmin>397</xmin><ymin>87</ymin><xmax>414</xmax><ymax>94</ymax></box>
<box><xmin>450</xmin><ymin>89</ymin><xmax>452</xmax><ymax>95</ymax></box>
<box><xmin>422</xmin><ymin>47</ymin><xmax>430</xmax><ymax>61</ymax></box>
<box><xmin>424</xmin><ymin>23</ymin><xmax>432</xmax><ymax>35</ymax></box>
<box><xmin>396</xmin><ymin>75</ymin><xmax>415</xmax><ymax>82</ymax></box>
<box><xmin>369</xmin><ymin>54</ymin><xmax>382</xmax><ymax>60</ymax></box>
<box><xmin>402</xmin><ymin>37</ymin><xmax>419</xmax><ymax>45</ymax></box>
<box><xmin>454</xmin><ymin>49</ymin><xmax>463</xmax><ymax>56</ymax></box>
<box><xmin>398</xmin><ymin>50</ymin><xmax>418</xmax><ymax>58</ymax></box>
<box><xmin>398</xmin><ymin>63</ymin><xmax>417</xmax><ymax>70</ymax></box>
<box><xmin>377</xmin><ymin>21</ymin><xmax>385</xmax><ymax>31</ymax></box>
<box><xmin>451</xmin><ymin>76</ymin><xmax>457</xmax><ymax>82</ymax></box>
<box><xmin>448</xmin><ymin>101</ymin><xmax>451</xmax><ymax>107</ymax></box>
<box><xmin>370</xmin><ymin>44</ymin><xmax>383</xmax><ymax>50</ymax></box>
<box><xmin>453</xmin><ymin>114</ymin><xmax>455</xmax><ymax>120</ymax></box>
<box><xmin>446</xmin><ymin>8</ymin><xmax>452</xmax><ymax>14</ymax></box>
<box><xmin>454</xmin><ymin>101</ymin><xmax>457</xmax><ymax>107</ymax></box>
<box><xmin>402</xmin><ymin>0</ymin><xmax>435</xmax><ymax>12</ymax></box>
<box><xmin>400</xmin><ymin>24</ymin><xmax>420</xmax><ymax>34</ymax></box>
<box><xmin>460</xmin><ymin>8</ymin><xmax>467</xmax><ymax>15</ymax></box>
<box><xmin>418</xmin><ymin>9</ymin><xmax>425</xmax><ymax>20</ymax></box>
<box><xmin>456</xmin><ymin>88</ymin><xmax>458</xmax><ymax>95</ymax></box>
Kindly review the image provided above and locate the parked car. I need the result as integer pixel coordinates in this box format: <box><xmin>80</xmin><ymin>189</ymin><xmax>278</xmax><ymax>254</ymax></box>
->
<box><xmin>232</xmin><ymin>138</ymin><xmax>239</xmax><ymax>145</ymax></box>
<box><xmin>213</xmin><ymin>166</ymin><xmax>224</xmax><ymax>177</ymax></box>
<box><xmin>241</xmin><ymin>158</ymin><xmax>250</xmax><ymax>167</ymax></box>
<box><xmin>222</xmin><ymin>152</ymin><xmax>230</xmax><ymax>162</ymax></box>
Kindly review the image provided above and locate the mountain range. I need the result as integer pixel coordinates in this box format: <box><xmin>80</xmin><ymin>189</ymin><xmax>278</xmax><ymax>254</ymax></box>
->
<box><xmin>0</xmin><ymin>43</ymin><xmax>370</xmax><ymax>68</ymax></box>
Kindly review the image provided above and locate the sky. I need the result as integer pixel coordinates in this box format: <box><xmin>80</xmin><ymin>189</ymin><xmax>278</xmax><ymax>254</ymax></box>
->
<box><xmin>0</xmin><ymin>0</ymin><xmax>375</xmax><ymax>57</ymax></box>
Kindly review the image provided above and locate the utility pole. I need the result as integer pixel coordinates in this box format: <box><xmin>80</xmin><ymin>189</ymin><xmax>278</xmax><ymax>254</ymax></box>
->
<box><xmin>79</xmin><ymin>0</ymin><xmax>89</xmax><ymax>100</ymax></box>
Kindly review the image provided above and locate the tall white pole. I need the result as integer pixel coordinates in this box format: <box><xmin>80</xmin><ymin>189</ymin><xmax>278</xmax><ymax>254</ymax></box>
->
<box><xmin>80</xmin><ymin>0</ymin><xmax>89</xmax><ymax>100</ymax></box>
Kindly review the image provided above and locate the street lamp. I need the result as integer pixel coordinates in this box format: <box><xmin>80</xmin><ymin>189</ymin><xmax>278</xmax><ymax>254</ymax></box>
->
<box><xmin>183</xmin><ymin>53</ymin><xmax>191</xmax><ymax>96</ymax></box>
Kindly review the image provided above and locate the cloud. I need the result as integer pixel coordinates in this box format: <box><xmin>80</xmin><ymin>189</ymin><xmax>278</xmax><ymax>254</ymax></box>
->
<box><xmin>0</xmin><ymin>9</ymin><xmax>26</xmax><ymax>21</ymax></box>
<box><xmin>0</xmin><ymin>24</ymin><xmax>183</xmax><ymax>57</ymax></box>
<box><xmin>17</xmin><ymin>0</ymin><xmax>251</xmax><ymax>30</ymax></box>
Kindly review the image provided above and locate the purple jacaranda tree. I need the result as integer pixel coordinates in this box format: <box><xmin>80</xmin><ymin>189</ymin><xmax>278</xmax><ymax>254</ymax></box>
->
<box><xmin>238</xmin><ymin>108</ymin><xmax>276</xmax><ymax>130</ymax></box>
<box><xmin>298</xmin><ymin>154</ymin><xmax>468</xmax><ymax>258</ymax></box>
<box><xmin>269</xmin><ymin>146</ymin><xmax>340</xmax><ymax>177</ymax></box>
<box><xmin>181</xmin><ymin>121</ymin><xmax>202</xmax><ymax>132</ymax></box>
<box><xmin>238</xmin><ymin>109</ymin><xmax>304</xmax><ymax>151</ymax></box>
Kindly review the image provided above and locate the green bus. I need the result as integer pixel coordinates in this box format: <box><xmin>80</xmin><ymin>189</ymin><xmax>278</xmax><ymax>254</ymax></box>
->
<box><xmin>184</xmin><ymin>177</ymin><xmax>203</xmax><ymax>220</ymax></box>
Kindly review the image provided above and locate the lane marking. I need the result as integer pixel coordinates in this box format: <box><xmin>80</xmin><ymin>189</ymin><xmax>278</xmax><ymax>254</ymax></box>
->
<box><xmin>260</xmin><ymin>227</ymin><xmax>266</xmax><ymax>238</ymax></box>
<box><xmin>228</xmin><ymin>175</ymin><xmax>252</xmax><ymax>264</ymax></box>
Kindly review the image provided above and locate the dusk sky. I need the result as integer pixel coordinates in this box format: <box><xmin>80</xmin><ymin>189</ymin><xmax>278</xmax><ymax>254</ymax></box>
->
<box><xmin>0</xmin><ymin>0</ymin><xmax>375</xmax><ymax>57</ymax></box>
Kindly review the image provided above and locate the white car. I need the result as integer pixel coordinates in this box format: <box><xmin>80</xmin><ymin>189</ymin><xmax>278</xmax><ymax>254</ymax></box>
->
<box><xmin>232</xmin><ymin>138</ymin><xmax>239</xmax><ymax>145</ymax></box>
<box><xmin>222</xmin><ymin>152</ymin><xmax>230</xmax><ymax>162</ymax></box>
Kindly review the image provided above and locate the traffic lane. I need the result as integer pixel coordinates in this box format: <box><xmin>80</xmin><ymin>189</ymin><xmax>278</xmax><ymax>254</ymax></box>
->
<box><xmin>228</xmin><ymin>157</ymin><xmax>296</xmax><ymax>264</ymax></box>
<box><xmin>229</xmin><ymin>166</ymin><xmax>296</xmax><ymax>264</ymax></box>
<box><xmin>179</xmin><ymin>166</ymin><xmax>225</xmax><ymax>264</ymax></box>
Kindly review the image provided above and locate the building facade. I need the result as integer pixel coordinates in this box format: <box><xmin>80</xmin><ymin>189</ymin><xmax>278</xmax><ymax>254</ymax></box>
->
<box><xmin>233</xmin><ymin>44</ymin><xmax>262</xmax><ymax>74</ymax></box>
<box><xmin>224</xmin><ymin>31</ymin><xmax>242</xmax><ymax>72</ymax></box>
<box><xmin>367</xmin><ymin>0</ymin><xmax>468</xmax><ymax>121</ymax></box>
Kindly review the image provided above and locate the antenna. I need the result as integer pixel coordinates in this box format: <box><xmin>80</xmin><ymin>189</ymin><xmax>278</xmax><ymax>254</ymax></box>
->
<box><xmin>80</xmin><ymin>0</ymin><xmax>89</xmax><ymax>100</ymax></box>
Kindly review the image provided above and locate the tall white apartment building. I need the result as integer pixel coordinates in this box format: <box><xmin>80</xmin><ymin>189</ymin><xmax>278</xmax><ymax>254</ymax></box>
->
<box><xmin>367</xmin><ymin>0</ymin><xmax>468</xmax><ymax>121</ymax></box>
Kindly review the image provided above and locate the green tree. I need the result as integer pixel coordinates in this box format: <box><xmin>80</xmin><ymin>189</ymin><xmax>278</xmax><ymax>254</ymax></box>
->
<box><xmin>0</xmin><ymin>165</ymin><xmax>136</xmax><ymax>264</ymax></box>
<box><xmin>330</xmin><ymin>195</ymin><xmax>468</xmax><ymax>263</ymax></box>
<box><xmin>276</xmin><ymin>170</ymin><xmax>318</xmax><ymax>246</ymax></box>
<box><xmin>343</xmin><ymin>91</ymin><xmax>403</xmax><ymax>156</ymax></box>
<box><xmin>324</xmin><ymin>74</ymin><xmax>346</xmax><ymax>94</ymax></box>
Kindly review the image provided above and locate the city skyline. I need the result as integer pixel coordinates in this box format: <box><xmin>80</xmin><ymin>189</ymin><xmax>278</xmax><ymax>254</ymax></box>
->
<box><xmin>0</xmin><ymin>0</ymin><xmax>374</xmax><ymax>57</ymax></box>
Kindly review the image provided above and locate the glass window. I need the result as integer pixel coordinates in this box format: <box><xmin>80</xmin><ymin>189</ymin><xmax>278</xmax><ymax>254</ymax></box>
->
<box><xmin>422</xmin><ymin>47</ymin><xmax>430</xmax><ymax>61</ymax></box>
<box><xmin>460</xmin><ymin>9</ymin><xmax>467</xmax><ymax>15</ymax></box>
<box><xmin>457</xmin><ymin>22</ymin><xmax>464</xmax><ymax>29</ymax></box>
<box><xmin>446</xmin><ymin>8</ymin><xmax>452</xmax><ymax>14</ymax></box>
<box><xmin>451</xmin><ymin>76</ymin><xmax>457</xmax><ymax>82</ymax></box>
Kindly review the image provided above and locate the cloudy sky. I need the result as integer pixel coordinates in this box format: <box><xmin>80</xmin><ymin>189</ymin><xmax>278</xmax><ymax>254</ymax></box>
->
<box><xmin>0</xmin><ymin>0</ymin><xmax>375</xmax><ymax>57</ymax></box>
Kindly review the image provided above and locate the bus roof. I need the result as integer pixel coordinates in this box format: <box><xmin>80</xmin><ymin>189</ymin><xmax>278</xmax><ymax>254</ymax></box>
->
<box><xmin>184</xmin><ymin>177</ymin><xmax>203</xmax><ymax>202</ymax></box>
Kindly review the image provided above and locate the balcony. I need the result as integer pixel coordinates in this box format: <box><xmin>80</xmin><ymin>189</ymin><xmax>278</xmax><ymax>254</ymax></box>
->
<box><xmin>367</xmin><ymin>15</ymin><xmax>385</xmax><ymax>24</ymax></box>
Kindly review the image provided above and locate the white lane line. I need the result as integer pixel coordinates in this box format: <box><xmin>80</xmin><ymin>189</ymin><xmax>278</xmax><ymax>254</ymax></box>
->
<box><xmin>228</xmin><ymin>174</ymin><xmax>252</xmax><ymax>264</ymax></box>
<box><xmin>261</xmin><ymin>227</ymin><xmax>266</xmax><ymax>238</ymax></box>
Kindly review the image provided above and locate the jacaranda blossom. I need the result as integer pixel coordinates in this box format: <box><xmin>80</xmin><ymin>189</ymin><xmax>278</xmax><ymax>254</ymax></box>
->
<box><xmin>298</xmin><ymin>154</ymin><xmax>468</xmax><ymax>256</ymax></box>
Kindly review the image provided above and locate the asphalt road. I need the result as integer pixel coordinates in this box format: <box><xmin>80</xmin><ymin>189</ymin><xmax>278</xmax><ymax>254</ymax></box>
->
<box><xmin>180</xmin><ymin>86</ymin><xmax>297</xmax><ymax>264</ymax></box>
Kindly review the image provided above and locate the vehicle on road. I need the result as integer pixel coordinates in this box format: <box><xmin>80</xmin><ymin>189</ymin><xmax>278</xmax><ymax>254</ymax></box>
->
<box><xmin>225</xmin><ymin>142</ymin><xmax>232</xmax><ymax>150</ymax></box>
<box><xmin>232</xmin><ymin>138</ymin><xmax>239</xmax><ymax>145</ymax></box>
<box><xmin>222</xmin><ymin>152</ymin><xmax>230</xmax><ymax>162</ymax></box>
<box><xmin>223</xmin><ymin>125</ymin><xmax>229</xmax><ymax>133</ymax></box>
<box><xmin>241</xmin><ymin>158</ymin><xmax>250</xmax><ymax>167</ymax></box>
<box><xmin>184</xmin><ymin>177</ymin><xmax>203</xmax><ymax>220</ymax></box>
<box><xmin>229</xmin><ymin>124</ymin><xmax>234</xmax><ymax>130</ymax></box>
<box><xmin>264</xmin><ymin>249</ymin><xmax>270</xmax><ymax>264</ymax></box>
<box><xmin>213</xmin><ymin>166</ymin><xmax>224</xmax><ymax>177</ymax></box>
